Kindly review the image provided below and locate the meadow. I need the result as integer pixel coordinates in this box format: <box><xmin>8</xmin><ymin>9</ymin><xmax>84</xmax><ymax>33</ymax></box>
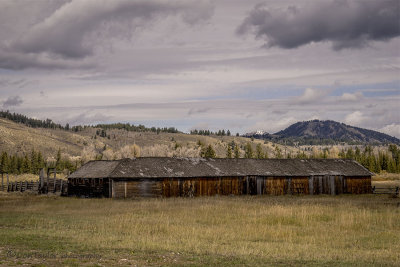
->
<box><xmin>0</xmin><ymin>191</ymin><xmax>399</xmax><ymax>266</ymax></box>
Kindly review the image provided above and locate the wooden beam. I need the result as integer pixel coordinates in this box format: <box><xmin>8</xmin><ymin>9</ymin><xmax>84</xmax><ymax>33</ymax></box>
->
<box><xmin>111</xmin><ymin>179</ymin><xmax>115</xmax><ymax>198</ymax></box>
<box><xmin>108</xmin><ymin>178</ymin><xmax>112</xmax><ymax>198</ymax></box>
<box><xmin>46</xmin><ymin>170</ymin><xmax>50</xmax><ymax>194</ymax></box>
<box><xmin>330</xmin><ymin>175</ymin><xmax>335</xmax><ymax>195</ymax></box>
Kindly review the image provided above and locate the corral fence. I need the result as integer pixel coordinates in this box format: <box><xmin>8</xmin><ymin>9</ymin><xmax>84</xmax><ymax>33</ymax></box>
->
<box><xmin>372</xmin><ymin>186</ymin><xmax>399</xmax><ymax>197</ymax></box>
<box><xmin>1</xmin><ymin>168</ymin><xmax>68</xmax><ymax>196</ymax></box>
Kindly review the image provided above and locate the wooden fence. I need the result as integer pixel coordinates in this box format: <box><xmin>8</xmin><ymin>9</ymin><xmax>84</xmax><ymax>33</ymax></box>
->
<box><xmin>1</xmin><ymin>168</ymin><xmax>67</xmax><ymax>196</ymax></box>
<box><xmin>372</xmin><ymin>186</ymin><xmax>399</xmax><ymax>197</ymax></box>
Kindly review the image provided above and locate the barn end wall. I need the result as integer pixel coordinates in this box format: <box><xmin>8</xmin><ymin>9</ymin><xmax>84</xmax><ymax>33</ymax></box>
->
<box><xmin>67</xmin><ymin>178</ymin><xmax>111</xmax><ymax>198</ymax></box>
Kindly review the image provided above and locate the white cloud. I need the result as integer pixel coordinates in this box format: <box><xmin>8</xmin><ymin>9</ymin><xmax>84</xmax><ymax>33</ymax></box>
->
<box><xmin>293</xmin><ymin>88</ymin><xmax>329</xmax><ymax>104</ymax></box>
<box><xmin>380</xmin><ymin>123</ymin><xmax>400</xmax><ymax>138</ymax></box>
<box><xmin>340</xmin><ymin>92</ymin><xmax>363</xmax><ymax>102</ymax></box>
<box><xmin>344</xmin><ymin>111</ymin><xmax>366</xmax><ymax>126</ymax></box>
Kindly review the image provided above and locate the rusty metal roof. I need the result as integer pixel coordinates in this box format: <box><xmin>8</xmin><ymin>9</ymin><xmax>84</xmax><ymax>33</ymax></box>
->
<box><xmin>68</xmin><ymin>158</ymin><xmax>373</xmax><ymax>179</ymax></box>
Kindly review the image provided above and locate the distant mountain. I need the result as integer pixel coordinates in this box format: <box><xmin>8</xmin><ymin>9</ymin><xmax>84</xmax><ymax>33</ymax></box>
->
<box><xmin>245</xmin><ymin>120</ymin><xmax>400</xmax><ymax>145</ymax></box>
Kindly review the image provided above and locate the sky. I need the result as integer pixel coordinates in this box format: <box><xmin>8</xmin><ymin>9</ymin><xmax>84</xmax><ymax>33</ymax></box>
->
<box><xmin>0</xmin><ymin>0</ymin><xmax>399</xmax><ymax>137</ymax></box>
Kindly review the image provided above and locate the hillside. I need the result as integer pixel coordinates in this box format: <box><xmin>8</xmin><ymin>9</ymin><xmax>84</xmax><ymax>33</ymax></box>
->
<box><xmin>246</xmin><ymin>120</ymin><xmax>400</xmax><ymax>145</ymax></box>
<box><xmin>0</xmin><ymin>118</ymin><xmax>87</xmax><ymax>157</ymax></box>
<box><xmin>0</xmin><ymin>117</ymin><xmax>295</xmax><ymax>162</ymax></box>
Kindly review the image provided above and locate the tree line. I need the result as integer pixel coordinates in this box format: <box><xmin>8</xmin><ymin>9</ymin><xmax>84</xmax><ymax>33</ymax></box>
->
<box><xmin>0</xmin><ymin>110</ymin><xmax>180</xmax><ymax>134</ymax></box>
<box><xmin>190</xmin><ymin>129</ymin><xmax>239</xmax><ymax>136</ymax></box>
<box><xmin>95</xmin><ymin>123</ymin><xmax>179</xmax><ymax>134</ymax></box>
<box><xmin>335</xmin><ymin>145</ymin><xmax>400</xmax><ymax>173</ymax></box>
<box><xmin>200</xmin><ymin>142</ymin><xmax>400</xmax><ymax>173</ymax></box>
<box><xmin>0</xmin><ymin>149</ymin><xmax>78</xmax><ymax>175</ymax></box>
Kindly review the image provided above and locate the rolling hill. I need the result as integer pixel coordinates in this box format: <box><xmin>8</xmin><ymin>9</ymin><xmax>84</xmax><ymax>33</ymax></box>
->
<box><xmin>0</xmin><ymin>117</ymin><xmax>293</xmax><ymax>160</ymax></box>
<box><xmin>245</xmin><ymin>120</ymin><xmax>400</xmax><ymax>145</ymax></box>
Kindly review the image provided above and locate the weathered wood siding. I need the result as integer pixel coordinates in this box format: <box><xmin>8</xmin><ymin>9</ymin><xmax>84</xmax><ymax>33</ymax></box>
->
<box><xmin>344</xmin><ymin>176</ymin><xmax>371</xmax><ymax>194</ymax></box>
<box><xmin>112</xmin><ymin>180</ymin><xmax>163</xmax><ymax>198</ymax></box>
<box><xmin>161</xmin><ymin>177</ymin><xmax>244</xmax><ymax>198</ymax></box>
<box><xmin>290</xmin><ymin>177</ymin><xmax>309</xmax><ymax>194</ymax></box>
<box><xmin>68</xmin><ymin>175</ymin><xmax>372</xmax><ymax>198</ymax></box>
<box><xmin>265</xmin><ymin>177</ymin><xmax>288</xmax><ymax>195</ymax></box>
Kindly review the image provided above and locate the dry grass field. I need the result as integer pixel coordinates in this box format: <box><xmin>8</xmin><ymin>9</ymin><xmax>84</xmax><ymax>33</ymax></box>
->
<box><xmin>372</xmin><ymin>173</ymin><xmax>400</xmax><ymax>188</ymax></box>
<box><xmin>0</xmin><ymin>193</ymin><xmax>399</xmax><ymax>266</ymax></box>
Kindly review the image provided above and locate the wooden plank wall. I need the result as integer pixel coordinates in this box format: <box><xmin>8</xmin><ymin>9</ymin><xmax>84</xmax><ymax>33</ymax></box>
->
<box><xmin>160</xmin><ymin>177</ymin><xmax>244</xmax><ymax>198</ymax></box>
<box><xmin>265</xmin><ymin>177</ymin><xmax>288</xmax><ymax>195</ymax></box>
<box><xmin>112</xmin><ymin>180</ymin><xmax>163</xmax><ymax>198</ymax></box>
<box><xmin>344</xmin><ymin>176</ymin><xmax>372</xmax><ymax>194</ymax></box>
<box><xmin>81</xmin><ymin>175</ymin><xmax>372</xmax><ymax>198</ymax></box>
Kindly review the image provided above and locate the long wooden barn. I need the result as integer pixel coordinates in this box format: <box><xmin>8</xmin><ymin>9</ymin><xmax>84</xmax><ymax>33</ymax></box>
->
<box><xmin>67</xmin><ymin>158</ymin><xmax>372</xmax><ymax>198</ymax></box>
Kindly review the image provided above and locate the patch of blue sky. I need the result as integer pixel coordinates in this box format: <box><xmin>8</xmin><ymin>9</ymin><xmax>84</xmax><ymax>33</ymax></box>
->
<box><xmin>331</xmin><ymin>81</ymin><xmax>400</xmax><ymax>97</ymax></box>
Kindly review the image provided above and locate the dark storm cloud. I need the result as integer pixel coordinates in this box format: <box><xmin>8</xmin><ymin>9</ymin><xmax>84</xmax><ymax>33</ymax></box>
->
<box><xmin>0</xmin><ymin>49</ymin><xmax>95</xmax><ymax>70</ymax></box>
<box><xmin>237</xmin><ymin>0</ymin><xmax>400</xmax><ymax>50</ymax></box>
<box><xmin>0</xmin><ymin>0</ymin><xmax>213</xmax><ymax>69</ymax></box>
<box><xmin>2</xmin><ymin>96</ymin><xmax>23</xmax><ymax>108</ymax></box>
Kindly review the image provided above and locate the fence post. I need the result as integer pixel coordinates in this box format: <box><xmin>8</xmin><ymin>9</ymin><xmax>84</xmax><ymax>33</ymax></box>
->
<box><xmin>53</xmin><ymin>169</ymin><xmax>57</xmax><ymax>193</ymax></box>
<box><xmin>46</xmin><ymin>169</ymin><xmax>50</xmax><ymax>194</ymax></box>
<box><xmin>39</xmin><ymin>169</ymin><xmax>45</xmax><ymax>193</ymax></box>
<box><xmin>6</xmin><ymin>174</ymin><xmax>9</xmax><ymax>192</ymax></box>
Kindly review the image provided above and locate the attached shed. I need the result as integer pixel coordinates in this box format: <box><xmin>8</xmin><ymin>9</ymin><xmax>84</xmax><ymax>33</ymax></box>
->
<box><xmin>67</xmin><ymin>158</ymin><xmax>373</xmax><ymax>198</ymax></box>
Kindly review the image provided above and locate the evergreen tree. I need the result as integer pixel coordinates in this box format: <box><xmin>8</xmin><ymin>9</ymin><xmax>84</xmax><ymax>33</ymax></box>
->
<box><xmin>355</xmin><ymin>147</ymin><xmax>361</xmax><ymax>162</ymax></box>
<box><xmin>16</xmin><ymin>156</ymin><xmax>23</xmax><ymax>174</ymax></box>
<box><xmin>275</xmin><ymin>146</ymin><xmax>283</xmax><ymax>159</ymax></box>
<box><xmin>234</xmin><ymin>144</ymin><xmax>240</xmax><ymax>158</ymax></box>
<box><xmin>30</xmin><ymin>149</ymin><xmax>38</xmax><ymax>174</ymax></box>
<box><xmin>203</xmin><ymin>145</ymin><xmax>216</xmax><ymax>158</ymax></box>
<box><xmin>244</xmin><ymin>143</ymin><xmax>253</xmax><ymax>158</ymax></box>
<box><xmin>37</xmin><ymin>151</ymin><xmax>45</xmax><ymax>172</ymax></box>
<box><xmin>22</xmin><ymin>154</ymin><xmax>31</xmax><ymax>173</ymax></box>
<box><xmin>226</xmin><ymin>145</ymin><xmax>232</xmax><ymax>158</ymax></box>
<box><xmin>256</xmin><ymin>143</ymin><xmax>264</xmax><ymax>159</ymax></box>
<box><xmin>0</xmin><ymin>152</ymin><xmax>9</xmax><ymax>174</ymax></box>
<box><xmin>56</xmin><ymin>148</ymin><xmax>62</xmax><ymax>171</ymax></box>
<box><xmin>346</xmin><ymin>148</ymin><xmax>354</xmax><ymax>159</ymax></box>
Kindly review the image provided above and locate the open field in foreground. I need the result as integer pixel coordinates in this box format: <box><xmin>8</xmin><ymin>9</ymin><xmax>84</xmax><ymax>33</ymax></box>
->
<box><xmin>0</xmin><ymin>194</ymin><xmax>399</xmax><ymax>266</ymax></box>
